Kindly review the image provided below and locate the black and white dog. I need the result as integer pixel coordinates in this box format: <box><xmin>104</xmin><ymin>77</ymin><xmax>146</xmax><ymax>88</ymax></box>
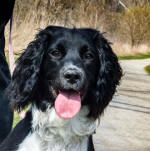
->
<box><xmin>0</xmin><ymin>26</ymin><xmax>122</xmax><ymax>151</ymax></box>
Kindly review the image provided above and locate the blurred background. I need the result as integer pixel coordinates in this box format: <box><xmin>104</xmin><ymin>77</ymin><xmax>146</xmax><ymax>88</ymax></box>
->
<box><xmin>4</xmin><ymin>0</ymin><xmax>150</xmax><ymax>56</ymax></box>
<box><xmin>5</xmin><ymin>1</ymin><xmax>150</xmax><ymax>150</ymax></box>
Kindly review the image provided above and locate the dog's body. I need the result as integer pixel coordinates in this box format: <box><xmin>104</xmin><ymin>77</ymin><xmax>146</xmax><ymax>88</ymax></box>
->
<box><xmin>18</xmin><ymin>106</ymin><xmax>95</xmax><ymax>151</ymax></box>
<box><xmin>1</xmin><ymin>106</ymin><xmax>95</xmax><ymax>151</ymax></box>
<box><xmin>0</xmin><ymin>26</ymin><xmax>122</xmax><ymax>151</ymax></box>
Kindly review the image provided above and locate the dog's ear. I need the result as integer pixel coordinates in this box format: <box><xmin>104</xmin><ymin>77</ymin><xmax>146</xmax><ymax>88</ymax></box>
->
<box><xmin>89</xmin><ymin>31</ymin><xmax>122</xmax><ymax>118</ymax></box>
<box><xmin>6</xmin><ymin>29</ymin><xmax>51</xmax><ymax>111</ymax></box>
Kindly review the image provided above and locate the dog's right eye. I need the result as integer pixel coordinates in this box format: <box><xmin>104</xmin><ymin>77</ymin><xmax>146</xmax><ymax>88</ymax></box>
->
<box><xmin>50</xmin><ymin>49</ymin><xmax>62</xmax><ymax>58</ymax></box>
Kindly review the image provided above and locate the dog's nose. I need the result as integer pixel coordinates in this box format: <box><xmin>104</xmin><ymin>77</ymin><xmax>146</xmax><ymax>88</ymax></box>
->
<box><xmin>64</xmin><ymin>70</ymin><xmax>81</xmax><ymax>84</ymax></box>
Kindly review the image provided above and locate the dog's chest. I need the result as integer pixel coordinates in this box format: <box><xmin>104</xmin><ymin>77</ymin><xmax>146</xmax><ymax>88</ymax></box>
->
<box><xmin>18</xmin><ymin>106</ymin><xmax>96</xmax><ymax>151</ymax></box>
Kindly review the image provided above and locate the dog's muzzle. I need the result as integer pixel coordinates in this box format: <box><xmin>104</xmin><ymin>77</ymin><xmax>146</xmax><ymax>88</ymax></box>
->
<box><xmin>63</xmin><ymin>69</ymin><xmax>81</xmax><ymax>84</ymax></box>
<box><xmin>60</xmin><ymin>65</ymin><xmax>86</xmax><ymax>91</ymax></box>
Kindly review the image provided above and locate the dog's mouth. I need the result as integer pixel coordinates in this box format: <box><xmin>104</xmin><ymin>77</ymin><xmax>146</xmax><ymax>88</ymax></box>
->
<box><xmin>51</xmin><ymin>87</ymin><xmax>84</xmax><ymax>119</ymax></box>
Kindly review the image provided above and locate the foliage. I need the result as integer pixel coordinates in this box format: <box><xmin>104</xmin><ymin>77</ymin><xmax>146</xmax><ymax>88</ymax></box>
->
<box><xmin>119</xmin><ymin>53</ymin><xmax>150</xmax><ymax>60</ymax></box>
<box><xmin>13</xmin><ymin>112</ymin><xmax>22</xmax><ymax>128</ymax></box>
<box><xmin>118</xmin><ymin>5</ymin><xmax>150</xmax><ymax>46</ymax></box>
<box><xmin>144</xmin><ymin>65</ymin><xmax>150</xmax><ymax>75</ymax></box>
<box><xmin>6</xmin><ymin>0</ymin><xmax>150</xmax><ymax>55</ymax></box>
<box><xmin>13</xmin><ymin>0</ymin><xmax>120</xmax><ymax>31</ymax></box>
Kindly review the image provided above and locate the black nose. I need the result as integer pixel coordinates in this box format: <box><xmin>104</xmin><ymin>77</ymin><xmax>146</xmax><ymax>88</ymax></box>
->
<box><xmin>64</xmin><ymin>71</ymin><xmax>81</xmax><ymax>84</ymax></box>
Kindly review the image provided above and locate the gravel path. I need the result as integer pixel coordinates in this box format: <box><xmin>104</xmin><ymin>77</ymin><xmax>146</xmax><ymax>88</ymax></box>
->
<box><xmin>94</xmin><ymin>59</ymin><xmax>150</xmax><ymax>151</ymax></box>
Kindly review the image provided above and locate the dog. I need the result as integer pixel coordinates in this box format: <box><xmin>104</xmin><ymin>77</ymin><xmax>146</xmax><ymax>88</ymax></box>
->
<box><xmin>0</xmin><ymin>26</ymin><xmax>122</xmax><ymax>151</ymax></box>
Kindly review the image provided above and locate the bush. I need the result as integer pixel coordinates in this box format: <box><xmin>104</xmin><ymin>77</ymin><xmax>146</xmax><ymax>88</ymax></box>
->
<box><xmin>9</xmin><ymin>0</ymin><xmax>150</xmax><ymax>55</ymax></box>
<box><xmin>118</xmin><ymin>5</ymin><xmax>150</xmax><ymax>46</ymax></box>
<box><xmin>13</xmin><ymin>0</ymin><xmax>120</xmax><ymax>29</ymax></box>
<box><xmin>145</xmin><ymin>65</ymin><xmax>150</xmax><ymax>75</ymax></box>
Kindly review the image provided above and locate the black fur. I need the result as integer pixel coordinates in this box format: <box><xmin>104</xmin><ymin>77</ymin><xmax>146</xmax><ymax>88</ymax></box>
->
<box><xmin>1</xmin><ymin>26</ymin><xmax>122</xmax><ymax>151</ymax></box>
<box><xmin>0</xmin><ymin>111</ymin><xmax>32</xmax><ymax>150</ymax></box>
<box><xmin>0</xmin><ymin>28</ymin><xmax>13</xmax><ymax>143</ymax></box>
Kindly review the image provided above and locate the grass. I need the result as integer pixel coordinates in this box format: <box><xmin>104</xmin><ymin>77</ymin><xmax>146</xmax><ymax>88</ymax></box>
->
<box><xmin>13</xmin><ymin>106</ymin><xmax>30</xmax><ymax>128</ymax></box>
<box><xmin>13</xmin><ymin>112</ymin><xmax>22</xmax><ymax>128</ymax></box>
<box><xmin>118</xmin><ymin>53</ymin><xmax>150</xmax><ymax>60</ymax></box>
<box><xmin>5</xmin><ymin>55</ymin><xmax>22</xmax><ymax>128</ymax></box>
<box><xmin>144</xmin><ymin>65</ymin><xmax>150</xmax><ymax>75</ymax></box>
<box><xmin>6</xmin><ymin>55</ymin><xmax>19</xmax><ymax>65</ymax></box>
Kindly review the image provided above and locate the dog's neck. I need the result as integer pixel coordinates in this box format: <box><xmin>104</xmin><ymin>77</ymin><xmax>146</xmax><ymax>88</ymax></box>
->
<box><xmin>31</xmin><ymin>105</ymin><xmax>96</xmax><ymax>151</ymax></box>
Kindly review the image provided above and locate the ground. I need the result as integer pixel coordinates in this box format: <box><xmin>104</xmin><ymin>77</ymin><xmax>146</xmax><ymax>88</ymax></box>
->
<box><xmin>94</xmin><ymin>59</ymin><xmax>150</xmax><ymax>151</ymax></box>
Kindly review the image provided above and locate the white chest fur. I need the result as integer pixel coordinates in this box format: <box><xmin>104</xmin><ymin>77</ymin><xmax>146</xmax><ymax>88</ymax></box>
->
<box><xmin>18</xmin><ymin>106</ymin><xmax>96</xmax><ymax>151</ymax></box>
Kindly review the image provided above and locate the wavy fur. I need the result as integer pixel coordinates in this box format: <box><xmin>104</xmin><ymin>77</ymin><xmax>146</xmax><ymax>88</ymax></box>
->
<box><xmin>2</xmin><ymin>26</ymin><xmax>122</xmax><ymax>151</ymax></box>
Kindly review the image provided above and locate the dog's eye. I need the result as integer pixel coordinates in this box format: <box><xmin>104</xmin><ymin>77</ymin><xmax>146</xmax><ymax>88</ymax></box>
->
<box><xmin>83</xmin><ymin>53</ymin><xmax>94</xmax><ymax>60</ymax></box>
<box><xmin>50</xmin><ymin>49</ymin><xmax>62</xmax><ymax>58</ymax></box>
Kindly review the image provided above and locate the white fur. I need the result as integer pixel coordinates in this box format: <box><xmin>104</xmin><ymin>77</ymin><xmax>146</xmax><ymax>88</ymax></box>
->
<box><xmin>18</xmin><ymin>105</ymin><xmax>96</xmax><ymax>151</ymax></box>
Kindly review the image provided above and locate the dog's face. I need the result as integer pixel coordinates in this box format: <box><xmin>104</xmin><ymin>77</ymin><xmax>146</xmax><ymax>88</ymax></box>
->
<box><xmin>41</xmin><ymin>29</ymin><xmax>99</xmax><ymax>100</ymax></box>
<box><xmin>40</xmin><ymin>29</ymin><xmax>101</xmax><ymax>119</ymax></box>
<box><xmin>7</xmin><ymin>26</ymin><xmax>122</xmax><ymax>119</ymax></box>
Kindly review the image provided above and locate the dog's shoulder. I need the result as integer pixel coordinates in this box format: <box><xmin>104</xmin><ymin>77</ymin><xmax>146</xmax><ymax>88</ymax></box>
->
<box><xmin>18</xmin><ymin>105</ymin><xmax>97</xmax><ymax>151</ymax></box>
<box><xmin>32</xmin><ymin>105</ymin><xmax>96</xmax><ymax>138</ymax></box>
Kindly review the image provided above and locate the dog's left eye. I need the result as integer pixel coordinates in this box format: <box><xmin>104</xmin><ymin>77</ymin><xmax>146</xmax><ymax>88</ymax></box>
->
<box><xmin>50</xmin><ymin>49</ymin><xmax>62</xmax><ymax>58</ymax></box>
<box><xmin>83</xmin><ymin>52</ymin><xmax>94</xmax><ymax>60</ymax></box>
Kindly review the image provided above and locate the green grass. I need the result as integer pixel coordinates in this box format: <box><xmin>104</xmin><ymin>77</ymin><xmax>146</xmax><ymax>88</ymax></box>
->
<box><xmin>5</xmin><ymin>55</ymin><xmax>21</xmax><ymax>128</ymax></box>
<box><xmin>145</xmin><ymin>65</ymin><xmax>150</xmax><ymax>75</ymax></box>
<box><xmin>118</xmin><ymin>53</ymin><xmax>150</xmax><ymax>60</ymax></box>
<box><xmin>13</xmin><ymin>112</ymin><xmax>22</xmax><ymax>128</ymax></box>
<box><xmin>13</xmin><ymin>105</ymin><xmax>30</xmax><ymax>128</ymax></box>
<box><xmin>6</xmin><ymin>55</ymin><xmax>19</xmax><ymax>65</ymax></box>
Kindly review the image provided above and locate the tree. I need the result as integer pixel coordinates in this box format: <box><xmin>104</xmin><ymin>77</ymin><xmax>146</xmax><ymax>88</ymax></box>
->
<box><xmin>118</xmin><ymin>5</ymin><xmax>150</xmax><ymax>46</ymax></box>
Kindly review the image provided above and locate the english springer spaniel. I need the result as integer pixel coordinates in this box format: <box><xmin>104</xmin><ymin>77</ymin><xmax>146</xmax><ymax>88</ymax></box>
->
<box><xmin>0</xmin><ymin>26</ymin><xmax>122</xmax><ymax>151</ymax></box>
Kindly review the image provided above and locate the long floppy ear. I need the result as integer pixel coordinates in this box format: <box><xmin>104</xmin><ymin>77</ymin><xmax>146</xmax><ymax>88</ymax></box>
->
<box><xmin>6</xmin><ymin>30</ymin><xmax>51</xmax><ymax>111</ymax></box>
<box><xmin>89</xmin><ymin>31</ymin><xmax>122</xmax><ymax>118</ymax></box>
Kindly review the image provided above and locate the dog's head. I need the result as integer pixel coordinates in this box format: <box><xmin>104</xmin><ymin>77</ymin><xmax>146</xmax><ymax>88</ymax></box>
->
<box><xmin>7</xmin><ymin>26</ymin><xmax>122</xmax><ymax>119</ymax></box>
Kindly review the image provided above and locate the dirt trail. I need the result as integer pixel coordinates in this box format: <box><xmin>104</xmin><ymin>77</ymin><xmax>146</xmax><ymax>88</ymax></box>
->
<box><xmin>94</xmin><ymin>59</ymin><xmax>150</xmax><ymax>151</ymax></box>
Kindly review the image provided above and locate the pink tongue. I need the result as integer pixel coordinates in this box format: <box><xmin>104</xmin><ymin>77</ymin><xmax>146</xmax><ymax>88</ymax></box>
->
<box><xmin>55</xmin><ymin>92</ymin><xmax>81</xmax><ymax>119</ymax></box>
